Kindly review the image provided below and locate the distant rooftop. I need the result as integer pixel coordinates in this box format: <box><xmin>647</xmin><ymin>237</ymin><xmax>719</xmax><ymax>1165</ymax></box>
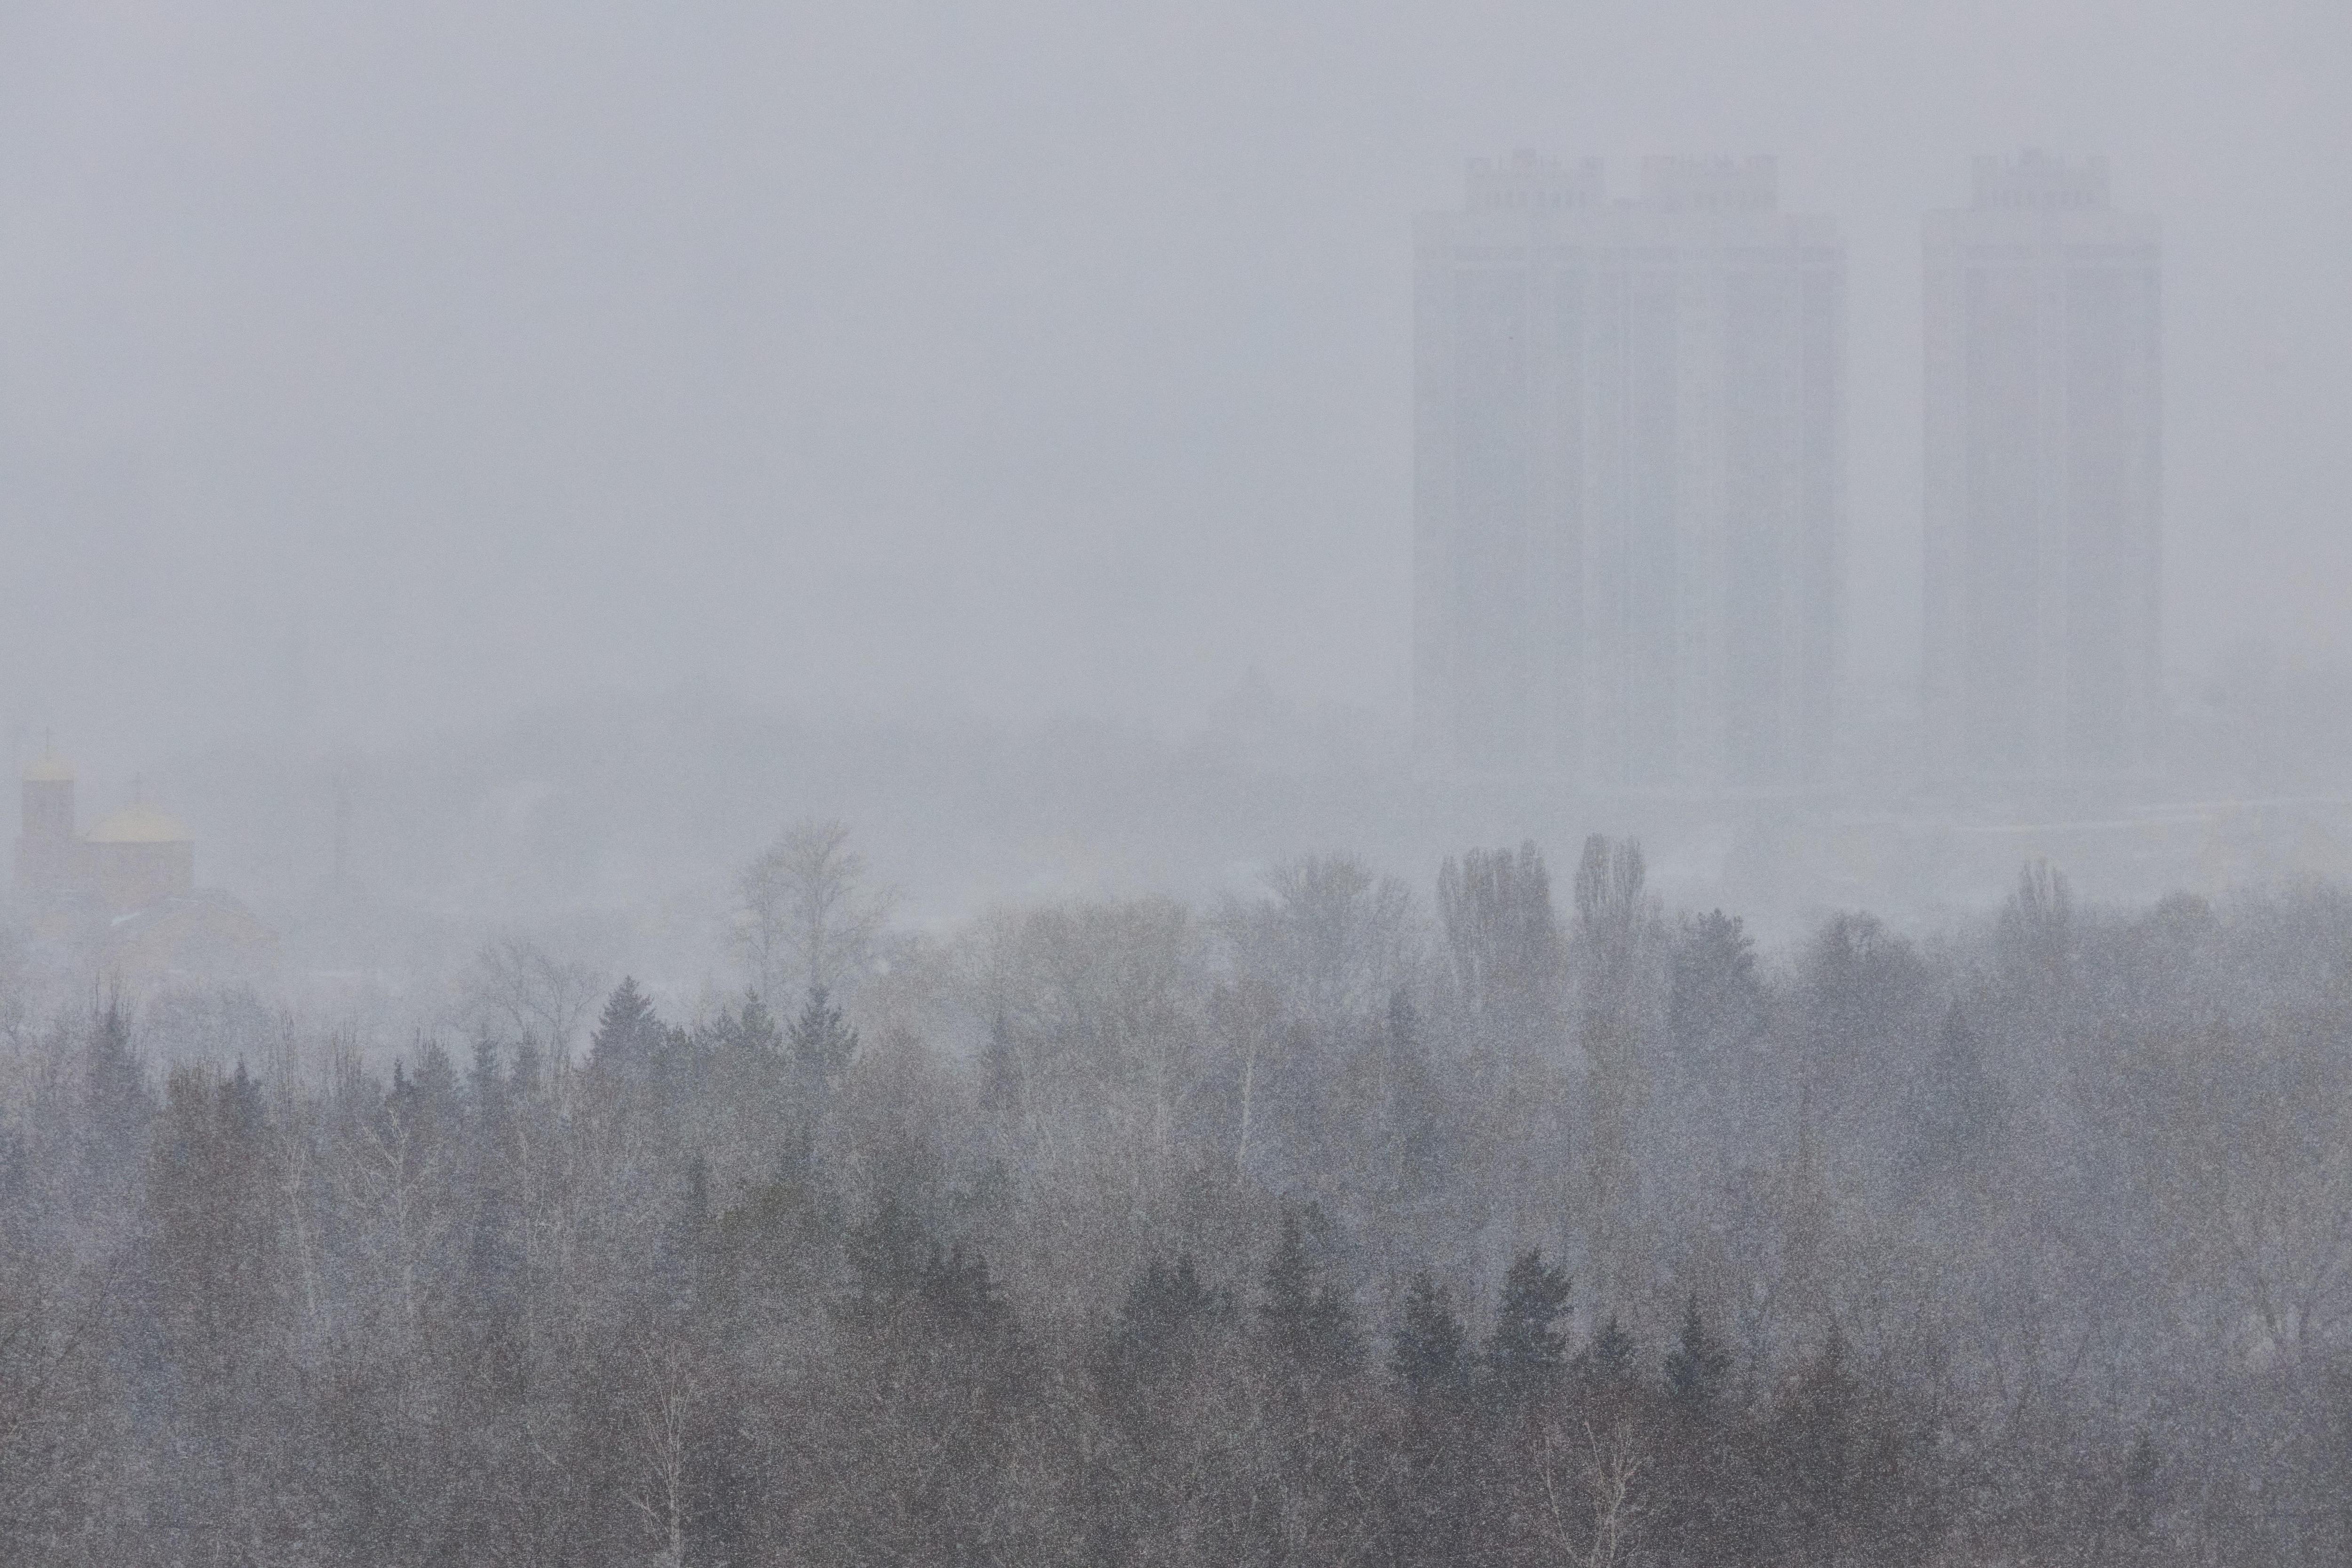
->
<box><xmin>1973</xmin><ymin>150</ymin><xmax>2110</xmax><ymax>211</ymax></box>
<box><xmin>23</xmin><ymin>749</ymin><xmax>73</xmax><ymax>783</ymax></box>
<box><xmin>1638</xmin><ymin>155</ymin><xmax>1777</xmax><ymax>213</ymax></box>
<box><xmin>1465</xmin><ymin>151</ymin><xmax>1604</xmax><ymax>212</ymax></box>
<box><xmin>1462</xmin><ymin>151</ymin><xmax>1780</xmax><ymax>214</ymax></box>
<box><xmin>88</xmin><ymin>803</ymin><xmax>193</xmax><ymax>844</ymax></box>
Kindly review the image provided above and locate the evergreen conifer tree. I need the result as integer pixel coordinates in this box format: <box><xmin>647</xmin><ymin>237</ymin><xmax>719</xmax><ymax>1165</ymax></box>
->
<box><xmin>1260</xmin><ymin>1209</ymin><xmax>1363</xmax><ymax>1375</ymax></box>
<box><xmin>1110</xmin><ymin>1254</ymin><xmax>1228</xmax><ymax>1379</ymax></box>
<box><xmin>223</xmin><ymin>1059</ymin><xmax>265</xmax><ymax>1141</ymax></box>
<box><xmin>1664</xmin><ymin>1290</ymin><xmax>1731</xmax><ymax>1411</ymax></box>
<box><xmin>918</xmin><ymin>1242</ymin><xmax>1009</xmax><ymax>1337</ymax></box>
<box><xmin>980</xmin><ymin>1011</ymin><xmax>1021</xmax><ymax>1124</ymax></box>
<box><xmin>509</xmin><ymin>1037</ymin><xmax>545</xmax><ymax>1101</ymax></box>
<box><xmin>846</xmin><ymin>1194</ymin><xmax>931</xmax><ymax>1303</ymax></box>
<box><xmin>714</xmin><ymin>1145</ymin><xmax>838</xmax><ymax>1299</ymax></box>
<box><xmin>1586</xmin><ymin>1313</ymin><xmax>1637</xmax><ymax>1386</ymax></box>
<box><xmin>391</xmin><ymin>1040</ymin><xmax>466</xmax><ymax>1178</ymax></box>
<box><xmin>1669</xmin><ymin>909</ymin><xmax>1768</xmax><ymax>1062</ymax></box>
<box><xmin>658</xmin><ymin>1154</ymin><xmax>714</xmax><ymax>1313</ymax></box>
<box><xmin>1484</xmin><ymin>1249</ymin><xmax>1571</xmax><ymax>1390</ymax></box>
<box><xmin>589</xmin><ymin>978</ymin><xmax>666</xmax><ymax>1077</ymax></box>
<box><xmin>408</xmin><ymin>1040</ymin><xmax>462</xmax><ymax>1122</ymax></box>
<box><xmin>712</xmin><ymin>991</ymin><xmax>783</xmax><ymax>1057</ymax></box>
<box><xmin>1389</xmin><ymin>1272</ymin><xmax>1468</xmax><ymax>1393</ymax></box>
<box><xmin>1773</xmin><ymin>1321</ymin><xmax>1862</xmax><ymax>1534</ymax></box>
<box><xmin>458</xmin><ymin>1121</ymin><xmax>526</xmax><ymax>1398</ymax></box>
<box><xmin>468</xmin><ymin>1037</ymin><xmax>506</xmax><ymax>1121</ymax></box>
<box><xmin>2121</xmin><ymin>1429</ymin><xmax>2161</xmax><ymax>1536</ymax></box>
<box><xmin>1913</xmin><ymin>999</ymin><xmax>2006</xmax><ymax>1190</ymax></box>
<box><xmin>788</xmin><ymin>986</ymin><xmax>858</xmax><ymax>1106</ymax></box>
<box><xmin>80</xmin><ymin>999</ymin><xmax>152</xmax><ymax>1207</ymax></box>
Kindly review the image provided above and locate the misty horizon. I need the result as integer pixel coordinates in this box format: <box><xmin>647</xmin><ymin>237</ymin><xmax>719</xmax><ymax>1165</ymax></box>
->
<box><xmin>6</xmin><ymin>8</ymin><xmax>2352</xmax><ymax>1564</ymax></box>
<box><xmin>7</xmin><ymin>1</ymin><xmax>2350</xmax><ymax>767</ymax></box>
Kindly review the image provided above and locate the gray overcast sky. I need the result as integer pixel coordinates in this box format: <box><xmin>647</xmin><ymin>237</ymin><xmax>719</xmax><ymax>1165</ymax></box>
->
<box><xmin>3</xmin><ymin>0</ymin><xmax>2347</xmax><ymax>767</ymax></box>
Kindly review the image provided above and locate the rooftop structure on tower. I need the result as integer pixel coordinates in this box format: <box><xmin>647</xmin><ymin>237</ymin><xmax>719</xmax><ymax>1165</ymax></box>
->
<box><xmin>16</xmin><ymin>748</ymin><xmax>80</xmax><ymax>907</ymax></box>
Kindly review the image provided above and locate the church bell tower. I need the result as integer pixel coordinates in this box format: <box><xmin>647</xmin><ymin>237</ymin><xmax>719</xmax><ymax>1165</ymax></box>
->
<box><xmin>16</xmin><ymin>748</ymin><xmax>78</xmax><ymax>906</ymax></box>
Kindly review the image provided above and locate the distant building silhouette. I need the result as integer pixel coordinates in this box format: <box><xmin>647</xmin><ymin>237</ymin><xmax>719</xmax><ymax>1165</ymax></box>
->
<box><xmin>16</xmin><ymin>750</ymin><xmax>195</xmax><ymax>913</ymax></box>
<box><xmin>14</xmin><ymin>746</ymin><xmax>276</xmax><ymax>984</ymax></box>
<box><xmin>1923</xmin><ymin>152</ymin><xmax>2162</xmax><ymax>792</ymax></box>
<box><xmin>1414</xmin><ymin>152</ymin><xmax>1843</xmax><ymax>792</ymax></box>
<box><xmin>16</xmin><ymin>749</ymin><xmax>78</xmax><ymax>905</ymax></box>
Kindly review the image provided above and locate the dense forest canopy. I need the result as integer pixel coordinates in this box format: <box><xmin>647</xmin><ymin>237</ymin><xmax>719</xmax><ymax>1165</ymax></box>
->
<box><xmin>3</xmin><ymin>834</ymin><xmax>2350</xmax><ymax>1565</ymax></box>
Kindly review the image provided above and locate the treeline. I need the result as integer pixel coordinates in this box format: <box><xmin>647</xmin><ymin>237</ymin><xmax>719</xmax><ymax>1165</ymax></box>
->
<box><xmin>3</xmin><ymin>836</ymin><xmax>2351</xmax><ymax>1564</ymax></box>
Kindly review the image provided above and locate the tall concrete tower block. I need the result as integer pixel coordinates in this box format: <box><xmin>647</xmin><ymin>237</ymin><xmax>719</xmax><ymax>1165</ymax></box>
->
<box><xmin>1414</xmin><ymin>153</ymin><xmax>1844</xmax><ymax>793</ymax></box>
<box><xmin>1924</xmin><ymin>152</ymin><xmax>2161</xmax><ymax>793</ymax></box>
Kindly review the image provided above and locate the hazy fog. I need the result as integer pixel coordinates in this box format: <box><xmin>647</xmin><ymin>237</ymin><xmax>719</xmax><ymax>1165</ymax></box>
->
<box><xmin>14</xmin><ymin>10</ymin><xmax>2352</xmax><ymax>1562</ymax></box>
<box><xmin>6</xmin><ymin>0</ymin><xmax>2349</xmax><ymax>780</ymax></box>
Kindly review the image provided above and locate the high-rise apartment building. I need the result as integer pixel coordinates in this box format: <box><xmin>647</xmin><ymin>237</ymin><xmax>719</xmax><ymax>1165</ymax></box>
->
<box><xmin>1414</xmin><ymin>152</ymin><xmax>1843</xmax><ymax>792</ymax></box>
<box><xmin>1923</xmin><ymin>152</ymin><xmax>2161</xmax><ymax>790</ymax></box>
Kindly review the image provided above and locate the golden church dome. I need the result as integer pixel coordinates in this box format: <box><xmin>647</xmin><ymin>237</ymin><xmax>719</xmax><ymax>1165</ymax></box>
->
<box><xmin>87</xmin><ymin>803</ymin><xmax>194</xmax><ymax>844</ymax></box>
<box><xmin>22</xmin><ymin>751</ymin><xmax>73</xmax><ymax>783</ymax></box>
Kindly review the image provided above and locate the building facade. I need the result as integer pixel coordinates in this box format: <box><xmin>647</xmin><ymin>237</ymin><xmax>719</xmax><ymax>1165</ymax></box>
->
<box><xmin>1923</xmin><ymin>152</ymin><xmax>2162</xmax><ymax>791</ymax></box>
<box><xmin>13</xmin><ymin>747</ymin><xmax>276</xmax><ymax>987</ymax></box>
<box><xmin>15</xmin><ymin>752</ymin><xmax>197</xmax><ymax>915</ymax></box>
<box><xmin>1414</xmin><ymin>152</ymin><xmax>1843</xmax><ymax>792</ymax></box>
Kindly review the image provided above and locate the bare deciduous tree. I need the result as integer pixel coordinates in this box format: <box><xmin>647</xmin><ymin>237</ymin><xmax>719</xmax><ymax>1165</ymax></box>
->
<box><xmin>734</xmin><ymin>819</ymin><xmax>894</xmax><ymax>1004</ymax></box>
<box><xmin>453</xmin><ymin>936</ymin><xmax>605</xmax><ymax>1062</ymax></box>
<box><xmin>1539</xmin><ymin>1416</ymin><xmax>1652</xmax><ymax>1568</ymax></box>
<box><xmin>626</xmin><ymin>1337</ymin><xmax>701</xmax><ymax>1568</ymax></box>
<box><xmin>1224</xmin><ymin>852</ymin><xmax>1416</xmax><ymax>1038</ymax></box>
